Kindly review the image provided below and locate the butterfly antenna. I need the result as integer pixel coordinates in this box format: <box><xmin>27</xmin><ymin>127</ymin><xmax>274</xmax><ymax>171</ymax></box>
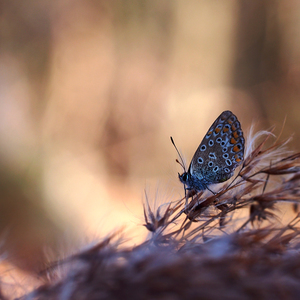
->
<box><xmin>170</xmin><ymin>136</ymin><xmax>186</xmax><ymax>171</ymax></box>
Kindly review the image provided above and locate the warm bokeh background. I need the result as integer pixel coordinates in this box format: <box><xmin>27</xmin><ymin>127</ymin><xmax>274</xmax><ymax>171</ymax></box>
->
<box><xmin>1</xmin><ymin>0</ymin><xmax>300</xmax><ymax>277</ymax></box>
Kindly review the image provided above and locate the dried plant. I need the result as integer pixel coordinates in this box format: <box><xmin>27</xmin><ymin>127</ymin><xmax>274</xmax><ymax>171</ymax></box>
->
<box><xmin>3</xmin><ymin>129</ymin><xmax>300</xmax><ymax>300</ymax></box>
<box><xmin>144</xmin><ymin>128</ymin><xmax>300</xmax><ymax>242</ymax></box>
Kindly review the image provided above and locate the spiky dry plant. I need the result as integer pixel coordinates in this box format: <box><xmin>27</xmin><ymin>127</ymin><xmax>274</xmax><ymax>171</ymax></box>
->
<box><xmin>3</xmin><ymin>129</ymin><xmax>300</xmax><ymax>300</ymax></box>
<box><xmin>144</xmin><ymin>128</ymin><xmax>300</xmax><ymax>242</ymax></box>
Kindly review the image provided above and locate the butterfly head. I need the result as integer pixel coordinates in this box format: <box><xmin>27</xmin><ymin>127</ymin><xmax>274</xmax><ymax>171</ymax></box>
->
<box><xmin>178</xmin><ymin>172</ymin><xmax>189</xmax><ymax>184</ymax></box>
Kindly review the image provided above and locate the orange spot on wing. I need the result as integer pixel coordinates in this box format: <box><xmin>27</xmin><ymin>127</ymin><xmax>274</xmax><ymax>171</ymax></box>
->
<box><xmin>223</xmin><ymin>127</ymin><xmax>229</xmax><ymax>133</ymax></box>
<box><xmin>235</xmin><ymin>158</ymin><xmax>241</xmax><ymax>162</ymax></box>
<box><xmin>231</xmin><ymin>124</ymin><xmax>237</xmax><ymax>131</ymax></box>
<box><xmin>207</xmin><ymin>131</ymin><xmax>212</xmax><ymax>136</ymax></box>
<box><xmin>214</xmin><ymin>128</ymin><xmax>221</xmax><ymax>134</ymax></box>
<box><xmin>228</xmin><ymin>119</ymin><xmax>233</xmax><ymax>124</ymax></box>
<box><xmin>233</xmin><ymin>145</ymin><xmax>240</xmax><ymax>152</ymax></box>
<box><xmin>233</xmin><ymin>131</ymin><xmax>239</xmax><ymax>139</ymax></box>
<box><xmin>231</xmin><ymin>138</ymin><xmax>237</xmax><ymax>144</ymax></box>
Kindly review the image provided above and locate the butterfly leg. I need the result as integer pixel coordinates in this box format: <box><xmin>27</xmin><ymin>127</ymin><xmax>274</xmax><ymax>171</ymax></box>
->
<box><xmin>184</xmin><ymin>186</ymin><xmax>189</xmax><ymax>207</ymax></box>
<box><xmin>206</xmin><ymin>187</ymin><xmax>216</xmax><ymax>195</ymax></box>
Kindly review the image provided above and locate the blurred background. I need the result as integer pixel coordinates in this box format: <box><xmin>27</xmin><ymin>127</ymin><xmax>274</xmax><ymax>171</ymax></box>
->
<box><xmin>1</xmin><ymin>0</ymin><xmax>300</xmax><ymax>278</ymax></box>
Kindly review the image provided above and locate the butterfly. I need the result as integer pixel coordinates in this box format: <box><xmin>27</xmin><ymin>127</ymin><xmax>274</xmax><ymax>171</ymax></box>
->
<box><xmin>172</xmin><ymin>110</ymin><xmax>244</xmax><ymax>194</ymax></box>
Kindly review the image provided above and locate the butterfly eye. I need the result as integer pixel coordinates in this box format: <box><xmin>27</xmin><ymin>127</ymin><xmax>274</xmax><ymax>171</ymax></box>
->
<box><xmin>200</xmin><ymin>145</ymin><xmax>206</xmax><ymax>151</ymax></box>
<box><xmin>180</xmin><ymin>173</ymin><xmax>188</xmax><ymax>182</ymax></box>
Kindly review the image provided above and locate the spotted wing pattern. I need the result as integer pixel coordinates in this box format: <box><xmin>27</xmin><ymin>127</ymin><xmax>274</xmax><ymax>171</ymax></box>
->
<box><xmin>188</xmin><ymin>110</ymin><xmax>244</xmax><ymax>186</ymax></box>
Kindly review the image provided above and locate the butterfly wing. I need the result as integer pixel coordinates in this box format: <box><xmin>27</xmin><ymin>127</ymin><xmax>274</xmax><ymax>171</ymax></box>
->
<box><xmin>189</xmin><ymin>110</ymin><xmax>244</xmax><ymax>185</ymax></box>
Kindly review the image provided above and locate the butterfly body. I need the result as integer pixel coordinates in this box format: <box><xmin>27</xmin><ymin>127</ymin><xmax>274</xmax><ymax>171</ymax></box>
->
<box><xmin>179</xmin><ymin>111</ymin><xmax>244</xmax><ymax>192</ymax></box>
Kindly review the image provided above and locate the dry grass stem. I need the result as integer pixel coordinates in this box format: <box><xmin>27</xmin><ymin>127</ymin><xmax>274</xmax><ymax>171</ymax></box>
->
<box><xmin>3</xmin><ymin>130</ymin><xmax>300</xmax><ymax>299</ymax></box>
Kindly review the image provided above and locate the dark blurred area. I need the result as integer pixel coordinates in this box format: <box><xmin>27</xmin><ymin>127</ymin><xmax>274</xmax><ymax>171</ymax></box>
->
<box><xmin>0</xmin><ymin>0</ymin><xmax>300</xmax><ymax>278</ymax></box>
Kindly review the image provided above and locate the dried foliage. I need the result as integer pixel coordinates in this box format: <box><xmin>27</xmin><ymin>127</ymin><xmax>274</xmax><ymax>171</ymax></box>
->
<box><xmin>4</xmin><ymin>130</ymin><xmax>300</xmax><ymax>299</ymax></box>
<box><xmin>144</xmin><ymin>130</ymin><xmax>300</xmax><ymax>241</ymax></box>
